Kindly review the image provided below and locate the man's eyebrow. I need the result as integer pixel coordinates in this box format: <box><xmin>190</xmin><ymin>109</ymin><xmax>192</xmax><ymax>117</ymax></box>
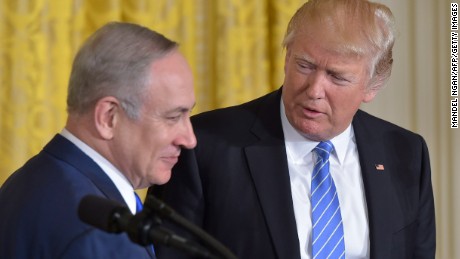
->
<box><xmin>295</xmin><ymin>54</ymin><xmax>351</xmax><ymax>75</ymax></box>
<box><xmin>166</xmin><ymin>103</ymin><xmax>196</xmax><ymax>114</ymax></box>
<box><xmin>294</xmin><ymin>53</ymin><xmax>314</xmax><ymax>63</ymax></box>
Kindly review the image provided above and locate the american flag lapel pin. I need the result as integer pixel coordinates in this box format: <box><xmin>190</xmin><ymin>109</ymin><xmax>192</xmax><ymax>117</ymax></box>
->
<box><xmin>375</xmin><ymin>164</ymin><xmax>385</xmax><ymax>171</ymax></box>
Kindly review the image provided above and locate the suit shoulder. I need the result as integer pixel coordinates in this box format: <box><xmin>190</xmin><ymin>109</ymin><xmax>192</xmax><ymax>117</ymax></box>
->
<box><xmin>192</xmin><ymin>90</ymin><xmax>279</xmax><ymax>129</ymax></box>
<box><xmin>354</xmin><ymin>110</ymin><xmax>426</xmax><ymax>143</ymax></box>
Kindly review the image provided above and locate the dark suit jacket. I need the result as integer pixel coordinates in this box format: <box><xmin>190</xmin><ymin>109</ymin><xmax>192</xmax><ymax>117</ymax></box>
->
<box><xmin>0</xmin><ymin>135</ymin><xmax>155</xmax><ymax>259</ymax></box>
<box><xmin>152</xmin><ymin>89</ymin><xmax>435</xmax><ymax>259</ymax></box>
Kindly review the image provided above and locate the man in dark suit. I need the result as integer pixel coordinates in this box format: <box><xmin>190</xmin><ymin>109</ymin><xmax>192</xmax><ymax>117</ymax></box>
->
<box><xmin>151</xmin><ymin>0</ymin><xmax>435</xmax><ymax>258</ymax></box>
<box><xmin>0</xmin><ymin>22</ymin><xmax>197</xmax><ymax>258</ymax></box>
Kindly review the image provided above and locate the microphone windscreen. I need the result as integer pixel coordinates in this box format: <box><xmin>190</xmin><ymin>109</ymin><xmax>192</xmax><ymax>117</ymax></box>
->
<box><xmin>78</xmin><ymin>195</ymin><xmax>131</xmax><ymax>233</ymax></box>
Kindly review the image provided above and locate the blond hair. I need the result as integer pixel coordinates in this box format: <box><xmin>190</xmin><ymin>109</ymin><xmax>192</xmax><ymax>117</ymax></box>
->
<box><xmin>283</xmin><ymin>0</ymin><xmax>395</xmax><ymax>90</ymax></box>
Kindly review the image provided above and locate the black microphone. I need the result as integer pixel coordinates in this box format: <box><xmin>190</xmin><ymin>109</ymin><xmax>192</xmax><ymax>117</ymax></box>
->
<box><xmin>78</xmin><ymin>195</ymin><xmax>131</xmax><ymax>234</ymax></box>
<box><xmin>78</xmin><ymin>195</ymin><xmax>217</xmax><ymax>258</ymax></box>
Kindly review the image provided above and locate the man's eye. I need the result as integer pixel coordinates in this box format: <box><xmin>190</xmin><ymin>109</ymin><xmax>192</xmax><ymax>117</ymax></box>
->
<box><xmin>330</xmin><ymin>73</ymin><xmax>349</xmax><ymax>84</ymax></box>
<box><xmin>332</xmin><ymin>74</ymin><xmax>345</xmax><ymax>81</ymax></box>
<box><xmin>297</xmin><ymin>62</ymin><xmax>314</xmax><ymax>72</ymax></box>
<box><xmin>167</xmin><ymin>115</ymin><xmax>181</xmax><ymax>121</ymax></box>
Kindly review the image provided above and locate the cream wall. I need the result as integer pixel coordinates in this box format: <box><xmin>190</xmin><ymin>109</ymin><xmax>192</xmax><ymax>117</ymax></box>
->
<box><xmin>361</xmin><ymin>1</ymin><xmax>460</xmax><ymax>258</ymax></box>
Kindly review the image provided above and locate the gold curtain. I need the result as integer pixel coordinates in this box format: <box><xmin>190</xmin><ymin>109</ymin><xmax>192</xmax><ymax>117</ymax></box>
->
<box><xmin>0</xmin><ymin>0</ymin><xmax>305</xmax><ymax>185</ymax></box>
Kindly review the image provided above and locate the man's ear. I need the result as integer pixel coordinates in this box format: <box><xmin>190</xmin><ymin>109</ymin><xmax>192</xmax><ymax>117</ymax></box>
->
<box><xmin>94</xmin><ymin>96</ymin><xmax>120</xmax><ymax>140</ymax></box>
<box><xmin>363</xmin><ymin>88</ymin><xmax>378</xmax><ymax>103</ymax></box>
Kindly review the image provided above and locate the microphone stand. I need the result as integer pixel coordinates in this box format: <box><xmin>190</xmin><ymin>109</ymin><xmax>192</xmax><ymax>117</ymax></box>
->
<box><xmin>127</xmin><ymin>208</ymin><xmax>221</xmax><ymax>259</ymax></box>
<box><xmin>78</xmin><ymin>195</ymin><xmax>224</xmax><ymax>259</ymax></box>
<box><xmin>144</xmin><ymin>194</ymin><xmax>238</xmax><ymax>259</ymax></box>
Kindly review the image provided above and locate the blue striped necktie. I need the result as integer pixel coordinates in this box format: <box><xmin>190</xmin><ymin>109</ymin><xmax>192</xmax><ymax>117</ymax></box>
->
<box><xmin>311</xmin><ymin>141</ymin><xmax>345</xmax><ymax>259</ymax></box>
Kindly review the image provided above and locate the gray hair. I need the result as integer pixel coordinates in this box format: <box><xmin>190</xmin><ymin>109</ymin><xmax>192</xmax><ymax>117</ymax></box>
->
<box><xmin>67</xmin><ymin>22</ymin><xmax>178</xmax><ymax>119</ymax></box>
<box><xmin>282</xmin><ymin>0</ymin><xmax>396</xmax><ymax>91</ymax></box>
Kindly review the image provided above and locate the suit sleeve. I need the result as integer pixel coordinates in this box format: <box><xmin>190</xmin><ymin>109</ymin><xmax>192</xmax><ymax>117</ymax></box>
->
<box><xmin>414</xmin><ymin>137</ymin><xmax>436</xmax><ymax>258</ymax></box>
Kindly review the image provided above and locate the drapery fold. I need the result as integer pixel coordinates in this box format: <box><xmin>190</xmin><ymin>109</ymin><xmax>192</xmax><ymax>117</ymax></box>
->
<box><xmin>0</xmin><ymin>0</ymin><xmax>304</xmax><ymax>181</ymax></box>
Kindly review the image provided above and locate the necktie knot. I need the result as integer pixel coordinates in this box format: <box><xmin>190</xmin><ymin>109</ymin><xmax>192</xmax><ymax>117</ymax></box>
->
<box><xmin>314</xmin><ymin>141</ymin><xmax>334</xmax><ymax>161</ymax></box>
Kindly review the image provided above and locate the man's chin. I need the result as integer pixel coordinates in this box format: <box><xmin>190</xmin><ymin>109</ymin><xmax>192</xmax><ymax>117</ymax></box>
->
<box><xmin>153</xmin><ymin>170</ymin><xmax>173</xmax><ymax>185</ymax></box>
<box><xmin>298</xmin><ymin>124</ymin><xmax>328</xmax><ymax>141</ymax></box>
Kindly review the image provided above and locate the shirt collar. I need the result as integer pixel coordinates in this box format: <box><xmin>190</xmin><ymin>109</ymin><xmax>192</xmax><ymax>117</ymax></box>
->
<box><xmin>280</xmin><ymin>99</ymin><xmax>355</xmax><ymax>165</ymax></box>
<box><xmin>60</xmin><ymin>128</ymin><xmax>137</xmax><ymax>213</ymax></box>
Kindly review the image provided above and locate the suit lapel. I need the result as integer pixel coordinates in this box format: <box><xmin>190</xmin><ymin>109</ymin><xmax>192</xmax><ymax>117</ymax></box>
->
<box><xmin>353</xmin><ymin>111</ymin><xmax>398</xmax><ymax>259</ymax></box>
<box><xmin>243</xmin><ymin>102</ymin><xmax>400</xmax><ymax>259</ymax></box>
<box><xmin>245</xmin><ymin>89</ymin><xmax>301</xmax><ymax>259</ymax></box>
<box><xmin>43</xmin><ymin>134</ymin><xmax>126</xmax><ymax>205</ymax></box>
<box><xmin>44</xmin><ymin>135</ymin><xmax>155</xmax><ymax>258</ymax></box>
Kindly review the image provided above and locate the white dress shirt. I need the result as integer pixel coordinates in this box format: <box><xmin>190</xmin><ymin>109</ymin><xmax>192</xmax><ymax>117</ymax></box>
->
<box><xmin>60</xmin><ymin>128</ymin><xmax>138</xmax><ymax>214</ymax></box>
<box><xmin>280</xmin><ymin>101</ymin><xmax>370</xmax><ymax>259</ymax></box>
